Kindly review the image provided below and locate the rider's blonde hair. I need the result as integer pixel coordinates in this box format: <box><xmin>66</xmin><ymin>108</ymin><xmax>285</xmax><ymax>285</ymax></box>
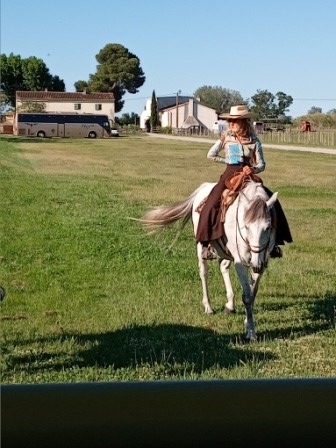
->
<box><xmin>235</xmin><ymin>118</ymin><xmax>254</xmax><ymax>137</ymax></box>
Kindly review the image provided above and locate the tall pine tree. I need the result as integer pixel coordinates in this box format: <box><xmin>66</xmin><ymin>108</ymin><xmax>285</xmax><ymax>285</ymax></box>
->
<box><xmin>150</xmin><ymin>90</ymin><xmax>159</xmax><ymax>131</ymax></box>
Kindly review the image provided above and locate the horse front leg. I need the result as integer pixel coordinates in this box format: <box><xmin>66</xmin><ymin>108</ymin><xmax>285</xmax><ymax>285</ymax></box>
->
<box><xmin>197</xmin><ymin>243</ymin><xmax>214</xmax><ymax>314</ymax></box>
<box><xmin>219</xmin><ymin>259</ymin><xmax>235</xmax><ymax>313</ymax></box>
<box><xmin>234</xmin><ymin>263</ymin><xmax>257</xmax><ymax>341</ymax></box>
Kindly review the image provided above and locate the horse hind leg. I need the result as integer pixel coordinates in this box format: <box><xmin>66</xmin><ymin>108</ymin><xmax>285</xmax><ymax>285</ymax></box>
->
<box><xmin>197</xmin><ymin>246</ymin><xmax>235</xmax><ymax>316</ymax></box>
<box><xmin>197</xmin><ymin>243</ymin><xmax>214</xmax><ymax>314</ymax></box>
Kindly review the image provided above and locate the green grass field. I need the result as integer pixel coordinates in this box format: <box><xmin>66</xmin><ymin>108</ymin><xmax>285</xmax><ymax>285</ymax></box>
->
<box><xmin>1</xmin><ymin>135</ymin><xmax>335</xmax><ymax>383</ymax></box>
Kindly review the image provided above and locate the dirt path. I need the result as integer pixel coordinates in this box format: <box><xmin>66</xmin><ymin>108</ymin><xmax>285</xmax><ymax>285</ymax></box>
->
<box><xmin>146</xmin><ymin>133</ymin><xmax>336</xmax><ymax>155</ymax></box>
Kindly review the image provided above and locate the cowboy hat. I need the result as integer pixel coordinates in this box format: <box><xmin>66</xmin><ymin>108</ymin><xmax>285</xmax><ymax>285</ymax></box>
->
<box><xmin>219</xmin><ymin>105</ymin><xmax>251</xmax><ymax>119</ymax></box>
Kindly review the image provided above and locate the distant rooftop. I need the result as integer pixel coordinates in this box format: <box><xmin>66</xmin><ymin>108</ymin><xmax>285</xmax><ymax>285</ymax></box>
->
<box><xmin>16</xmin><ymin>91</ymin><xmax>114</xmax><ymax>102</ymax></box>
<box><xmin>157</xmin><ymin>96</ymin><xmax>191</xmax><ymax>110</ymax></box>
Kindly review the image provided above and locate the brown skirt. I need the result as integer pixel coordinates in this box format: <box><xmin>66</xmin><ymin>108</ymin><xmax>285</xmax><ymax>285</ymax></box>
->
<box><xmin>196</xmin><ymin>165</ymin><xmax>244</xmax><ymax>244</ymax></box>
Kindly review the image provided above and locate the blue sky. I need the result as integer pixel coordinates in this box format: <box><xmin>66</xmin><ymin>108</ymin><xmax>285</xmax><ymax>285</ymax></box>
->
<box><xmin>1</xmin><ymin>0</ymin><xmax>335</xmax><ymax>118</ymax></box>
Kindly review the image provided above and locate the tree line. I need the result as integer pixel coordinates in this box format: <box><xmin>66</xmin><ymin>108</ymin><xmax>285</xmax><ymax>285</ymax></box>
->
<box><xmin>1</xmin><ymin>43</ymin><xmax>335</xmax><ymax>125</ymax></box>
<box><xmin>0</xmin><ymin>44</ymin><xmax>145</xmax><ymax>114</ymax></box>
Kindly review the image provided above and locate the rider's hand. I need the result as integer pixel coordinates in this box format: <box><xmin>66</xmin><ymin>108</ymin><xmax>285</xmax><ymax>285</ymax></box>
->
<box><xmin>243</xmin><ymin>166</ymin><xmax>253</xmax><ymax>176</ymax></box>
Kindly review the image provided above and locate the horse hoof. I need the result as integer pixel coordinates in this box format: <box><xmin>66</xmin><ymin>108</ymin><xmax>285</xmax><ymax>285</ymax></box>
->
<box><xmin>224</xmin><ymin>306</ymin><xmax>236</xmax><ymax>314</ymax></box>
<box><xmin>246</xmin><ymin>332</ymin><xmax>257</xmax><ymax>342</ymax></box>
<box><xmin>204</xmin><ymin>307</ymin><xmax>215</xmax><ymax>315</ymax></box>
<box><xmin>0</xmin><ymin>286</ymin><xmax>5</xmax><ymax>301</ymax></box>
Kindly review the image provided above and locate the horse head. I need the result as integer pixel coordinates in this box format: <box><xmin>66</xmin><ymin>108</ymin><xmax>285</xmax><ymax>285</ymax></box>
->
<box><xmin>240</xmin><ymin>187</ymin><xmax>278</xmax><ymax>273</ymax></box>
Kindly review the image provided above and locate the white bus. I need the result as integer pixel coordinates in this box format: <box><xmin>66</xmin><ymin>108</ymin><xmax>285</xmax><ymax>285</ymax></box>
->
<box><xmin>13</xmin><ymin>113</ymin><xmax>112</xmax><ymax>138</ymax></box>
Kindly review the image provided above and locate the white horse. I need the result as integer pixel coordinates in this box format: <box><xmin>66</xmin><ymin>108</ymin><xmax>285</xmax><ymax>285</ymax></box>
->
<box><xmin>140</xmin><ymin>179</ymin><xmax>278</xmax><ymax>340</ymax></box>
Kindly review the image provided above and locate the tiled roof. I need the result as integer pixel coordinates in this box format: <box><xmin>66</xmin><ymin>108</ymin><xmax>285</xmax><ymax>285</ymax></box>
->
<box><xmin>16</xmin><ymin>91</ymin><xmax>114</xmax><ymax>102</ymax></box>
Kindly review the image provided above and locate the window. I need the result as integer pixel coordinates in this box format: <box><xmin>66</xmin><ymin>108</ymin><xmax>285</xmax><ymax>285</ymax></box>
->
<box><xmin>95</xmin><ymin>104</ymin><xmax>102</xmax><ymax>111</ymax></box>
<box><xmin>74</xmin><ymin>103</ymin><xmax>81</xmax><ymax>110</ymax></box>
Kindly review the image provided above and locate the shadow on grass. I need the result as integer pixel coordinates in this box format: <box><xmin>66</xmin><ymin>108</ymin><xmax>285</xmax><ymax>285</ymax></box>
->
<box><xmin>257</xmin><ymin>291</ymin><xmax>336</xmax><ymax>340</ymax></box>
<box><xmin>1</xmin><ymin>135</ymin><xmax>128</xmax><ymax>144</ymax></box>
<box><xmin>306</xmin><ymin>290</ymin><xmax>335</xmax><ymax>329</ymax></box>
<box><xmin>77</xmin><ymin>324</ymin><xmax>274</xmax><ymax>371</ymax></box>
<box><xmin>6</xmin><ymin>323</ymin><xmax>276</xmax><ymax>375</ymax></box>
<box><xmin>1</xmin><ymin>135</ymin><xmax>58</xmax><ymax>144</ymax></box>
<box><xmin>4</xmin><ymin>294</ymin><xmax>334</xmax><ymax>377</ymax></box>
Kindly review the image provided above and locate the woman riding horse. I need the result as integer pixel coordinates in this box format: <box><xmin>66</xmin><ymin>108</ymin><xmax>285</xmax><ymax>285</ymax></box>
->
<box><xmin>196</xmin><ymin>104</ymin><xmax>293</xmax><ymax>260</ymax></box>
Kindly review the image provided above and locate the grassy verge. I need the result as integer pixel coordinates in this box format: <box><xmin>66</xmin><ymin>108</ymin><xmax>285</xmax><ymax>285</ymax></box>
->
<box><xmin>1</xmin><ymin>135</ymin><xmax>335</xmax><ymax>383</ymax></box>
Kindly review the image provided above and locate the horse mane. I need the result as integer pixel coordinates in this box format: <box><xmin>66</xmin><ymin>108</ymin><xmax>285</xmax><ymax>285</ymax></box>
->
<box><xmin>244</xmin><ymin>197</ymin><xmax>269</xmax><ymax>224</ymax></box>
<box><xmin>241</xmin><ymin>181</ymin><xmax>271</xmax><ymax>225</ymax></box>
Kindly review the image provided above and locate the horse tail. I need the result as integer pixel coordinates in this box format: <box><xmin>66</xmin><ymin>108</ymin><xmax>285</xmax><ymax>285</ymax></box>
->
<box><xmin>140</xmin><ymin>183</ymin><xmax>207</xmax><ymax>234</ymax></box>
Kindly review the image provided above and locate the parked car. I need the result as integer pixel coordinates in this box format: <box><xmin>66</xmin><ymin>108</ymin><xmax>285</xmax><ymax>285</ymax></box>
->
<box><xmin>111</xmin><ymin>128</ymin><xmax>119</xmax><ymax>137</ymax></box>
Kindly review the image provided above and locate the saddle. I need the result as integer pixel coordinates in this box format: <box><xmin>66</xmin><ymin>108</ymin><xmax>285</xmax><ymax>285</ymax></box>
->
<box><xmin>196</xmin><ymin>172</ymin><xmax>263</xmax><ymax>223</ymax></box>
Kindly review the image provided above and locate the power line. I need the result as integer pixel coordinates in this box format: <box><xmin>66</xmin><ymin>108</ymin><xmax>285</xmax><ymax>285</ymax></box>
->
<box><xmin>123</xmin><ymin>96</ymin><xmax>335</xmax><ymax>103</ymax></box>
<box><xmin>293</xmin><ymin>98</ymin><xmax>336</xmax><ymax>101</ymax></box>
<box><xmin>122</xmin><ymin>92</ymin><xmax>193</xmax><ymax>102</ymax></box>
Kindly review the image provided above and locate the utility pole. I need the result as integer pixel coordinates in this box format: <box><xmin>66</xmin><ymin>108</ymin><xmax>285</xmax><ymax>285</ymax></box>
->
<box><xmin>176</xmin><ymin>90</ymin><xmax>181</xmax><ymax>130</ymax></box>
<box><xmin>176</xmin><ymin>91</ymin><xmax>179</xmax><ymax>129</ymax></box>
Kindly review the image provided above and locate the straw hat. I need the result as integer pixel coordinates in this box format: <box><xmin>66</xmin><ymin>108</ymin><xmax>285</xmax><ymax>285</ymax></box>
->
<box><xmin>219</xmin><ymin>105</ymin><xmax>251</xmax><ymax>119</ymax></box>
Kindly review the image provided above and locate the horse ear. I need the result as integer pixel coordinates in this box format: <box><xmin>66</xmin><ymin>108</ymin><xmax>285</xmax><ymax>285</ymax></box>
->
<box><xmin>266</xmin><ymin>192</ymin><xmax>278</xmax><ymax>208</ymax></box>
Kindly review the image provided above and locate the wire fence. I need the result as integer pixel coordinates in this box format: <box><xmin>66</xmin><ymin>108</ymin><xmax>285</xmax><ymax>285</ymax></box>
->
<box><xmin>258</xmin><ymin>129</ymin><xmax>336</xmax><ymax>147</ymax></box>
<box><xmin>166</xmin><ymin>128</ymin><xmax>336</xmax><ymax>148</ymax></box>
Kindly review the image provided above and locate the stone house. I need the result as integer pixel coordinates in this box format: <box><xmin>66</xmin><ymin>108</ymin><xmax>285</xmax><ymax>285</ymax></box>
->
<box><xmin>15</xmin><ymin>91</ymin><xmax>115</xmax><ymax>122</ymax></box>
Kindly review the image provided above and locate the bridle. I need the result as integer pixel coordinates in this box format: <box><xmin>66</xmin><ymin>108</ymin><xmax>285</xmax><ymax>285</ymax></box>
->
<box><xmin>235</xmin><ymin>193</ymin><xmax>271</xmax><ymax>264</ymax></box>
